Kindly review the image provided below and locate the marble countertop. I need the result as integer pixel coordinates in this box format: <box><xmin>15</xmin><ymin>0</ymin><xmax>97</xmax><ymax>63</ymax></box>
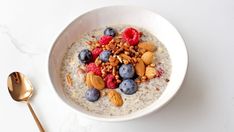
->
<box><xmin>1</xmin><ymin>0</ymin><xmax>234</xmax><ymax>132</ymax></box>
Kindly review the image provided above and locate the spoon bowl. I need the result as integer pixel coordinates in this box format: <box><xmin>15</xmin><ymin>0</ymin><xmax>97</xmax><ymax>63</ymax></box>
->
<box><xmin>8</xmin><ymin>72</ymin><xmax>33</xmax><ymax>102</ymax></box>
<box><xmin>7</xmin><ymin>72</ymin><xmax>45</xmax><ymax>132</ymax></box>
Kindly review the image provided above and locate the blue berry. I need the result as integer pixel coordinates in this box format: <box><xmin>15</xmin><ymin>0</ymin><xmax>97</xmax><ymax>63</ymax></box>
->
<box><xmin>119</xmin><ymin>64</ymin><xmax>135</xmax><ymax>79</ymax></box>
<box><xmin>85</xmin><ymin>88</ymin><xmax>100</xmax><ymax>102</ymax></box>
<box><xmin>104</xmin><ymin>27</ymin><xmax>116</xmax><ymax>37</ymax></box>
<box><xmin>119</xmin><ymin>79</ymin><xmax>138</xmax><ymax>95</ymax></box>
<box><xmin>78</xmin><ymin>49</ymin><xmax>92</xmax><ymax>64</ymax></box>
<box><xmin>99</xmin><ymin>50</ymin><xmax>111</xmax><ymax>62</ymax></box>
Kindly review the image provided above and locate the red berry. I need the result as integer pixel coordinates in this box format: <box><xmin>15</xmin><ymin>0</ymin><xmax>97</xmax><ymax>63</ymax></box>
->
<box><xmin>99</xmin><ymin>35</ymin><xmax>113</xmax><ymax>45</ymax></box>
<box><xmin>104</xmin><ymin>74</ymin><xmax>118</xmax><ymax>89</ymax></box>
<box><xmin>122</xmin><ymin>27</ymin><xmax>140</xmax><ymax>46</ymax></box>
<box><xmin>91</xmin><ymin>48</ymin><xmax>103</xmax><ymax>61</ymax></box>
<box><xmin>156</xmin><ymin>67</ymin><xmax>164</xmax><ymax>78</ymax></box>
<box><xmin>86</xmin><ymin>63</ymin><xmax>102</xmax><ymax>76</ymax></box>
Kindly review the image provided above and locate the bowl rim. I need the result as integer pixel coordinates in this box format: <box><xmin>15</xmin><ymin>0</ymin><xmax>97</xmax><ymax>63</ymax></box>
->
<box><xmin>47</xmin><ymin>5</ymin><xmax>188</xmax><ymax>122</ymax></box>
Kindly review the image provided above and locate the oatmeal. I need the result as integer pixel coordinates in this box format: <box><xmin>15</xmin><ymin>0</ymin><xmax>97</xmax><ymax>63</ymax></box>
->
<box><xmin>61</xmin><ymin>25</ymin><xmax>171</xmax><ymax>116</ymax></box>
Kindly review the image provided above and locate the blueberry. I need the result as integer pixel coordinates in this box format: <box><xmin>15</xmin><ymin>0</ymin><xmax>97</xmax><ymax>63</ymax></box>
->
<box><xmin>119</xmin><ymin>79</ymin><xmax>138</xmax><ymax>95</ymax></box>
<box><xmin>85</xmin><ymin>88</ymin><xmax>100</xmax><ymax>102</ymax></box>
<box><xmin>119</xmin><ymin>64</ymin><xmax>135</xmax><ymax>79</ymax></box>
<box><xmin>78</xmin><ymin>49</ymin><xmax>92</xmax><ymax>64</ymax></box>
<box><xmin>104</xmin><ymin>27</ymin><xmax>116</xmax><ymax>37</ymax></box>
<box><xmin>99</xmin><ymin>50</ymin><xmax>111</xmax><ymax>62</ymax></box>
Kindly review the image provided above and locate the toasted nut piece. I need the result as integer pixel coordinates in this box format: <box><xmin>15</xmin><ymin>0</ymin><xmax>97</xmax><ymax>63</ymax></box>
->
<box><xmin>145</xmin><ymin>66</ymin><xmax>157</xmax><ymax>79</ymax></box>
<box><xmin>108</xmin><ymin>90</ymin><xmax>123</xmax><ymax>107</ymax></box>
<box><xmin>112</xmin><ymin>67</ymin><xmax>116</xmax><ymax>75</ymax></box>
<box><xmin>117</xmin><ymin>79</ymin><xmax>121</xmax><ymax>83</ymax></box>
<box><xmin>124</xmin><ymin>51</ymin><xmax>130</xmax><ymax>55</ymax></box>
<box><xmin>150</xmin><ymin>63</ymin><xmax>156</xmax><ymax>67</ymax></box>
<box><xmin>141</xmin><ymin>51</ymin><xmax>154</xmax><ymax>65</ymax></box>
<box><xmin>85</xmin><ymin>72</ymin><xmax>93</xmax><ymax>87</ymax></box>
<box><xmin>138</xmin><ymin>41</ymin><xmax>156</xmax><ymax>51</ymax></box>
<box><xmin>95</xmin><ymin>57</ymin><xmax>102</xmax><ymax>66</ymax></box>
<box><xmin>141</xmin><ymin>76</ymin><xmax>147</xmax><ymax>80</ymax></box>
<box><xmin>123</xmin><ymin>59</ymin><xmax>129</xmax><ymax>64</ymax></box>
<box><xmin>90</xmin><ymin>74</ymin><xmax>105</xmax><ymax>90</ymax></box>
<box><xmin>101</xmin><ymin>91</ymin><xmax>107</xmax><ymax>97</ymax></box>
<box><xmin>135</xmin><ymin>58</ymin><xmax>145</xmax><ymax>76</ymax></box>
<box><xmin>135</xmin><ymin>78</ymin><xmax>141</xmax><ymax>84</ymax></box>
<box><xmin>66</xmin><ymin>74</ymin><xmax>73</xmax><ymax>87</ymax></box>
<box><xmin>116</xmin><ymin>55</ymin><xmax>123</xmax><ymax>63</ymax></box>
<box><xmin>120</xmin><ymin>53</ymin><xmax>131</xmax><ymax>61</ymax></box>
<box><xmin>109</xmin><ymin>56</ymin><xmax>115</xmax><ymax>62</ymax></box>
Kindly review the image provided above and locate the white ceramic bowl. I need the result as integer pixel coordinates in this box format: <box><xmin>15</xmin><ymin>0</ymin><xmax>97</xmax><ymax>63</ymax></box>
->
<box><xmin>48</xmin><ymin>6</ymin><xmax>188</xmax><ymax>122</ymax></box>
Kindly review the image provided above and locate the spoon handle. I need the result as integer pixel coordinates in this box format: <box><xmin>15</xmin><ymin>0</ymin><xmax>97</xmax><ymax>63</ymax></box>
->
<box><xmin>27</xmin><ymin>102</ymin><xmax>45</xmax><ymax>132</ymax></box>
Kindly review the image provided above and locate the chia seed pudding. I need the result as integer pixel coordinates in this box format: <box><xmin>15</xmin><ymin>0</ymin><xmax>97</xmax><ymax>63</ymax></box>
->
<box><xmin>61</xmin><ymin>25</ymin><xmax>171</xmax><ymax>116</ymax></box>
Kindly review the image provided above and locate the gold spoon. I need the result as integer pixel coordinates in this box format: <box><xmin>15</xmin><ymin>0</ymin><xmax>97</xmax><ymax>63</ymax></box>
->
<box><xmin>7</xmin><ymin>72</ymin><xmax>45</xmax><ymax>132</ymax></box>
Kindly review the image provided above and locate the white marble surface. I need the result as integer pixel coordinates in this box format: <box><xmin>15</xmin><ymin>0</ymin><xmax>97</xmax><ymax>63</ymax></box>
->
<box><xmin>0</xmin><ymin>0</ymin><xmax>234</xmax><ymax>132</ymax></box>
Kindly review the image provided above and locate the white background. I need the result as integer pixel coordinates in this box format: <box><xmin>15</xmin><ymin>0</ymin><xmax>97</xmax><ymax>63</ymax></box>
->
<box><xmin>0</xmin><ymin>0</ymin><xmax>234</xmax><ymax>132</ymax></box>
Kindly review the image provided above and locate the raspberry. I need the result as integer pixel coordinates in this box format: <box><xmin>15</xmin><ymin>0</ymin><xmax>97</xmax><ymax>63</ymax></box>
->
<box><xmin>156</xmin><ymin>67</ymin><xmax>164</xmax><ymax>78</ymax></box>
<box><xmin>122</xmin><ymin>27</ymin><xmax>140</xmax><ymax>46</ymax></box>
<box><xmin>104</xmin><ymin>74</ymin><xmax>118</xmax><ymax>89</ymax></box>
<box><xmin>86</xmin><ymin>63</ymin><xmax>102</xmax><ymax>76</ymax></box>
<box><xmin>99</xmin><ymin>35</ymin><xmax>113</xmax><ymax>45</ymax></box>
<box><xmin>91</xmin><ymin>48</ymin><xmax>103</xmax><ymax>61</ymax></box>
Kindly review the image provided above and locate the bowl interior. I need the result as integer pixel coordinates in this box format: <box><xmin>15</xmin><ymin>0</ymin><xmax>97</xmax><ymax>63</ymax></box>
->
<box><xmin>48</xmin><ymin>6</ymin><xmax>188</xmax><ymax>121</ymax></box>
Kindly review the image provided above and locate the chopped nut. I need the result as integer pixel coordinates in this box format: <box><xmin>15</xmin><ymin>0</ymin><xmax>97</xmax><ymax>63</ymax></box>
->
<box><xmin>141</xmin><ymin>76</ymin><xmax>147</xmax><ymax>80</ymax></box>
<box><xmin>116</xmin><ymin>55</ymin><xmax>123</xmax><ymax>63</ymax></box>
<box><xmin>123</xmin><ymin>59</ymin><xmax>129</xmax><ymax>64</ymax></box>
<box><xmin>95</xmin><ymin>57</ymin><xmax>102</xmax><ymax>66</ymax></box>
<box><xmin>117</xmin><ymin>79</ymin><xmax>121</xmax><ymax>83</ymax></box>
<box><xmin>120</xmin><ymin>53</ymin><xmax>131</xmax><ymax>61</ymax></box>
<box><xmin>101</xmin><ymin>91</ymin><xmax>107</xmax><ymax>97</ymax></box>
<box><xmin>135</xmin><ymin>78</ymin><xmax>141</xmax><ymax>84</ymax></box>
<box><xmin>150</xmin><ymin>63</ymin><xmax>156</xmax><ymax>67</ymax></box>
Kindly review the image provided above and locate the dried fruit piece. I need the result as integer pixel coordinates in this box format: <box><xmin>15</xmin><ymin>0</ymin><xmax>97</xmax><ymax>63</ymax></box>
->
<box><xmin>145</xmin><ymin>66</ymin><xmax>156</xmax><ymax>79</ymax></box>
<box><xmin>66</xmin><ymin>74</ymin><xmax>73</xmax><ymax>87</ymax></box>
<box><xmin>90</xmin><ymin>74</ymin><xmax>105</xmax><ymax>90</ymax></box>
<box><xmin>138</xmin><ymin>42</ymin><xmax>156</xmax><ymax>52</ymax></box>
<box><xmin>85</xmin><ymin>72</ymin><xmax>93</xmax><ymax>87</ymax></box>
<box><xmin>108</xmin><ymin>90</ymin><xmax>123</xmax><ymax>107</ymax></box>
<box><xmin>141</xmin><ymin>51</ymin><xmax>154</xmax><ymax>65</ymax></box>
<box><xmin>135</xmin><ymin>58</ymin><xmax>145</xmax><ymax>76</ymax></box>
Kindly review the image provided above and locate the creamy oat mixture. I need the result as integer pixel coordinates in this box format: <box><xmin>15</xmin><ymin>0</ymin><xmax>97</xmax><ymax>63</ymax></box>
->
<box><xmin>61</xmin><ymin>25</ymin><xmax>171</xmax><ymax>116</ymax></box>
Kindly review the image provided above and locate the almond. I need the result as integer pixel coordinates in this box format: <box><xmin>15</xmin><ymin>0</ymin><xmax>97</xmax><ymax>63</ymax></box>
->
<box><xmin>90</xmin><ymin>74</ymin><xmax>105</xmax><ymax>90</ymax></box>
<box><xmin>85</xmin><ymin>72</ymin><xmax>93</xmax><ymax>87</ymax></box>
<box><xmin>138</xmin><ymin>41</ymin><xmax>156</xmax><ymax>52</ymax></box>
<box><xmin>135</xmin><ymin>58</ymin><xmax>145</xmax><ymax>76</ymax></box>
<box><xmin>145</xmin><ymin>66</ymin><xmax>157</xmax><ymax>79</ymax></box>
<box><xmin>141</xmin><ymin>51</ymin><xmax>154</xmax><ymax>65</ymax></box>
<box><xmin>108</xmin><ymin>90</ymin><xmax>123</xmax><ymax>107</ymax></box>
